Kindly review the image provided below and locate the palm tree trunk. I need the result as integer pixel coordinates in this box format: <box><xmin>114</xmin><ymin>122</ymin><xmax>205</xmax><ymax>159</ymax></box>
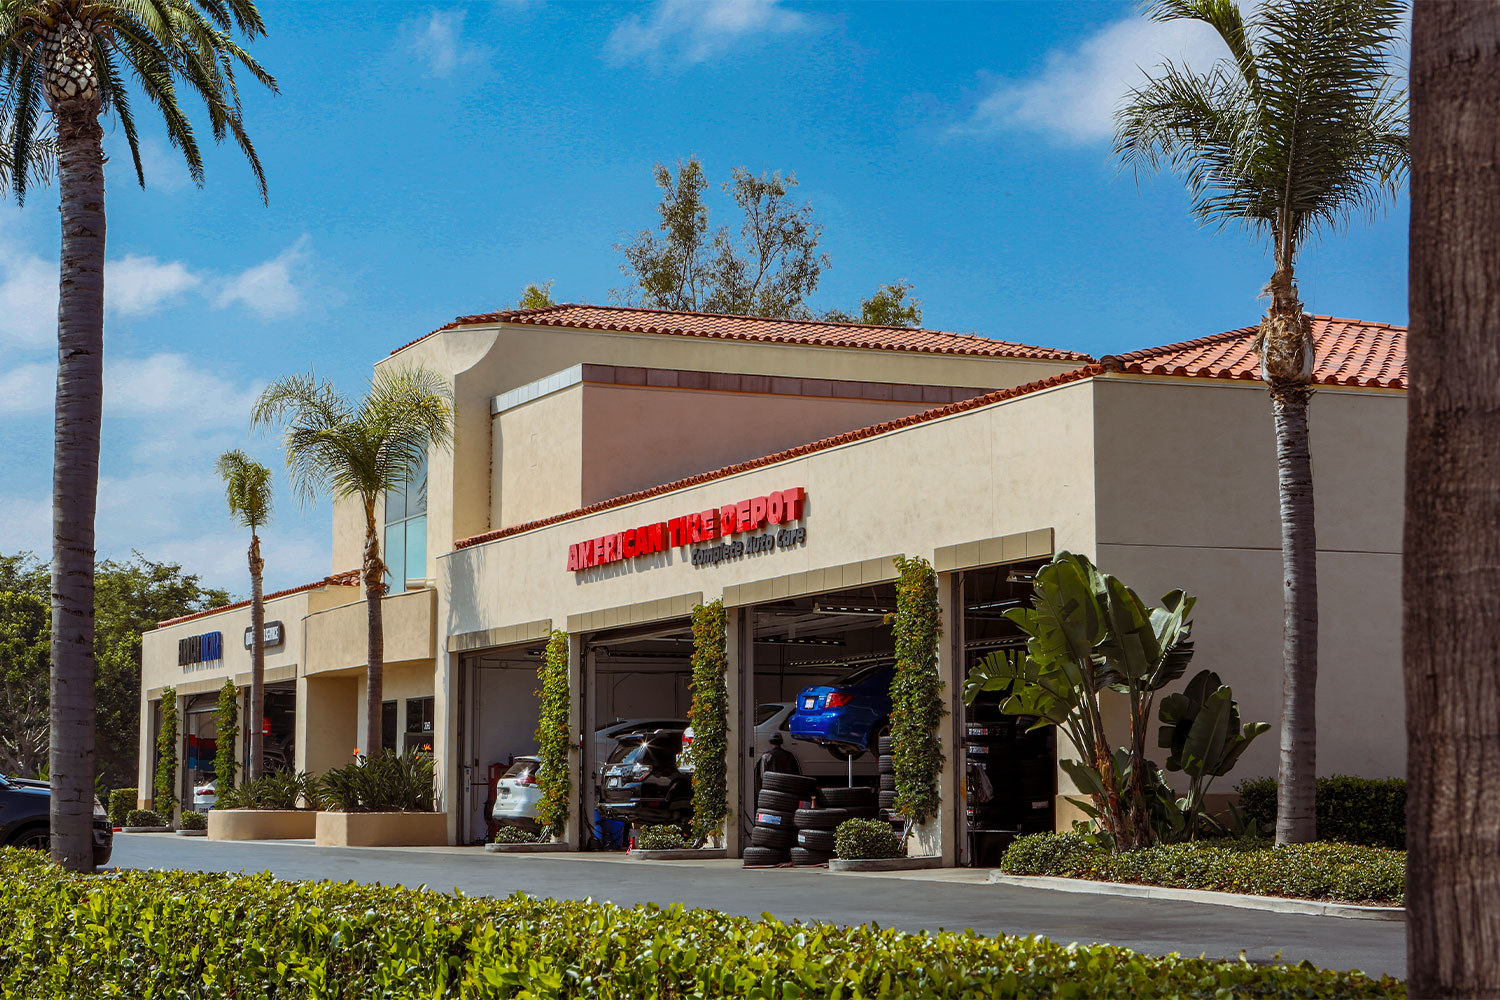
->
<box><xmin>248</xmin><ymin>531</ymin><xmax>265</xmax><ymax>781</ymax></box>
<box><xmin>48</xmin><ymin>100</ymin><xmax>105</xmax><ymax>872</ymax></box>
<box><xmin>363</xmin><ymin>504</ymin><xmax>386</xmax><ymax>759</ymax></box>
<box><xmin>1406</xmin><ymin>6</ymin><xmax>1500</xmax><ymax>994</ymax></box>
<box><xmin>1271</xmin><ymin>385</ymin><xmax>1318</xmax><ymax>844</ymax></box>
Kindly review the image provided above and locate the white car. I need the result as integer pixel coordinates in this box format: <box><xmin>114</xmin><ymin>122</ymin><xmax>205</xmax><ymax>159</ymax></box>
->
<box><xmin>678</xmin><ymin>703</ymin><xmax>877</xmax><ymax>779</ymax></box>
<box><xmin>192</xmin><ymin>781</ymin><xmax>217</xmax><ymax>811</ymax></box>
<box><xmin>491</xmin><ymin>756</ymin><xmax>544</xmax><ymax>829</ymax></box>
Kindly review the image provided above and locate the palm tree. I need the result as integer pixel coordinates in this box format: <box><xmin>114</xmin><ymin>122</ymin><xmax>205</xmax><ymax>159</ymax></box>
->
<box><xmin>216</xmin><ymin>449</ymin><xmax>272</xmax><ymax>781</ymax></box>
<box><xmin>252</xmin><ymin>368</ymin><xmax>452</xmax><ymax>762</ymax></box>
<box><xmin>1114</xmin><ymin>0</ymin><xmax>1407</xmax><ymax>845</ymax></box>
<box><xmin>2</xmin><ymin>0</ymin><xmax>276</xmax><ymax>871</ymax></box>
<box><xmin>1406</xmin><ymin>4</ymin><xmax>1500</xmax><ymax>993</ymax></box>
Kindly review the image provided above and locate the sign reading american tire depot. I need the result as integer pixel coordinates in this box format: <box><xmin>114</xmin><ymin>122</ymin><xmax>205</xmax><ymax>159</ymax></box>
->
<box><xmin>567</xmin><ymin>487</ymin><xmax>806</xmax><ymax>573</ymax></box>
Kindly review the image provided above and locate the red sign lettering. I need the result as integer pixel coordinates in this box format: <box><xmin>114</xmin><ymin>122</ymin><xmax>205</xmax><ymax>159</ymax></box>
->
<box><xmin>567</xmin><ymin>488</ymin><xmax>808</xmax><ymax>571</ymax></box>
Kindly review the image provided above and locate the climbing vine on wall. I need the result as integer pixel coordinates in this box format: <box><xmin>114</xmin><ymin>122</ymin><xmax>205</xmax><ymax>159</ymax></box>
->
<box><xmin>154</xmin><ymin>687</ymin><xmax>179</xmax><ymax>813</ymax></box>
<box><xmin>534</xmin><ymin>630</ymin><xmax>572</xmax><ymax>838</ymax></box>
<box><xmin>214</xmin><ymin>679</ymin><xmax>239</xmax><ymax>793</ymax></box>
<box><xmin>889</xmin><ymin>556</ymin><xmax>945</xmax><ymax>824</ymax></box>
<box><xmin>688</xmin><ymin>600</ymin><xmax>729</xmax><ymax>844</ymax></box>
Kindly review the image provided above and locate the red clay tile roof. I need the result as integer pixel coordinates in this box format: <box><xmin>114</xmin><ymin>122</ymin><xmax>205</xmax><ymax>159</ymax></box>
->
<box><xmin>155</xmin><ymin>570</ymin><xmax>361</xmax><ymax>629</ymax></box>
<box><xmin>390</xmin><ymin>303</ymin><xmax>1094</xmax><ymax>363</ymax></box>
<box><xmin>453</xmin><ymin>365</ymin><xmax>1104</xmax><ymax>550</ymax></box>
<box><xmin>1099</xmin><ymin>316</ymin><xmax>1406</xmax><ymax>389</ymax></box>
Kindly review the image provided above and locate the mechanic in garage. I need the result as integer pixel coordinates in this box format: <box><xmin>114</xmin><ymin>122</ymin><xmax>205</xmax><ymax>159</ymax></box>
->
<box><xmin>755</xmin><ymin>733</ymin><xmax>801</xmax><ymax>795</ymax></box>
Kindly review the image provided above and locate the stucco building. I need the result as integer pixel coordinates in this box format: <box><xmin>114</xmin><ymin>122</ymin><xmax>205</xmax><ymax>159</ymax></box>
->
<box><xmin>139</xmin><ymin>305</ymin><xmax>1406</xmax><ymax>862</ymax></box>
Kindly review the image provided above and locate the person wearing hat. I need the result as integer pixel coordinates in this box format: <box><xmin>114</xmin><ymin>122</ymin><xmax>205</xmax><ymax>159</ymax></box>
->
<box><xmin>755</xmin><ymin>732</ymin><xmax>801</xmax><ymax>796</ymax></box>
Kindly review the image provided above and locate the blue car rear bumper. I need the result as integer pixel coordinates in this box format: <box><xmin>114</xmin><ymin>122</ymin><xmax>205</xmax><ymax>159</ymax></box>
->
<box><xmin>788</xmin><ymin>707</ymin><xmax>882</xmax><ymax>750</ymax></box>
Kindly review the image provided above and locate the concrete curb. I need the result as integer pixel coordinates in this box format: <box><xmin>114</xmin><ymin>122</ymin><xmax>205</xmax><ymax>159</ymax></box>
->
<box><xmin>630</xmin><ymin>848</ymin><xmax>727</xmax><ymax>861</ymax></box>
<box><xmin>484</xmin><ymin>842</ymin><xmax>567</xmax><ymax>854</ymax></box>
<box><xmin>829</xmin><ymin>856</ymin><xmax>942</xmax><ymax>873</ymax></box>
<box><xmin>989</xmin><ymin>874</ymin><xmax>1405</xmax><ymax>921</ymax></box>
<box><xmin>120</xmin><ymin>826</ymin><xmax>173</xmax><ymax>834</ymax></box>
<box><xmin>176</xmin><ymin>829</ymin><xmax>208</xmax><ymax>837</ymax></box>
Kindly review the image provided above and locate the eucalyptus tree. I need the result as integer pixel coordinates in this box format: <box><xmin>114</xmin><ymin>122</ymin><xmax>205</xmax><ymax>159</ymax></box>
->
<box><xmin>252</xmin><ymin>369</ymin><xmax>452</xmax><ymax>761</ymax></box>
<box><xmin>216</xmin><ymin>449</ymin><xmax>272</xmax><ymax>781</ymax></box>
<box><xmin>1</xmin><ymin>0</ymin><xmax>276</xmax><ymax>871</ymax></box>
<box><xmin>1113</xmin><ymin>0</ymin><xmax>1408</xmax><ymax>844</ymax></box>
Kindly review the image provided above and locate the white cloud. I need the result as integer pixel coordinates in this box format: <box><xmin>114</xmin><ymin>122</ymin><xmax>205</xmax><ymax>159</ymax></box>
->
<box><xmin>108</xmin><ymin>254</ymin><xmax>202</xmax><ymax>315</ymax></box>
<box><xmin>0</xmin><ymin>352</ymin><xmax>260</xmax><ymax>427</ymax></box>
<box><xmin>215</xmin><ymin>235</ymin><xmax>311</xmax><ymax>319</ymax></box>
<box><xmin>606</xmin><ymin>0</ymin><xmax>810</xmax><ymax>66</ymax></box>
<box><xmin>411</xmin><ymin>9</ymin><xmax>488</xmax><ymax>77</ymax></box>
<box><xmin>956</xmin><ymin>15</ymin><xmax>1227</xmax><ymax>144</ymax></box>
<box><xmin>0</xmin><ymin>245</ymin><xmax>59</xmax><ymax>347</ymax></box>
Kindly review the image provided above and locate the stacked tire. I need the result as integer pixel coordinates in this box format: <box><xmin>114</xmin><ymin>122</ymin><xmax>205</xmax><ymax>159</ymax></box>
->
<box><xmin>877</xmin><ymin>735</ymin><xmax>898</xmax><ymax>820</ymax></box>
<box><xmin>793</xmin><ymin>785</ymin><xmax>876</xmax><ymax>865</ymax></box>
<box><xmin>744</xmin><ymin>771</ymin><xmax>816</xmax><ymax>867</ymax></box>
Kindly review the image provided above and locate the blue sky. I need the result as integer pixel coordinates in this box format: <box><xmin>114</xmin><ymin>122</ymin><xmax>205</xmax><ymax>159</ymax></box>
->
<box><xmin>0</xmin><ymin>0</ymin><xmax>1409</xmax><ymax>596</ymax></box>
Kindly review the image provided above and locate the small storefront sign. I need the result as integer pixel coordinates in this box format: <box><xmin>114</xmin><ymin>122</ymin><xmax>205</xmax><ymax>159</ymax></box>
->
<box><xmin>178</xmin><ymin>631</ymin><xmax>223</xmax><ymax>666</ymax></box>
<box><xmin>244</xmin><ymin>620</ymin><xmax>286</xmax><ymax>650</ymax></box>
<box><xmin>567</xmin><ymin>487</ymin><xmax>806</xmax><ymax>573</ymax></box>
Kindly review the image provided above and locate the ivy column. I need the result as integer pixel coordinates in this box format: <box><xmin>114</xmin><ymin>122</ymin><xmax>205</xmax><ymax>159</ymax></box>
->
<box><xmin>890</xmin><ymin>556</ymin><xmax>948</xmax><ymax>862</ymax></box>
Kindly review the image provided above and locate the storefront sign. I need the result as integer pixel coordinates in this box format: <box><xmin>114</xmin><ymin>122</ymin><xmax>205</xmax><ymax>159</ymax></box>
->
<box><xmin>178</xmin><ymin>631</ymin><xmax>223</xmax><ymax>666</ymax></box>
<box><xmin>243</xmin><ymin>620</ymin><xmax>286</xmax><ymax>650</ymax></box>
<box><xmin>567</xmin><ymin>487</ymin><xmax>806</xmax><ymax>573</ymax></box>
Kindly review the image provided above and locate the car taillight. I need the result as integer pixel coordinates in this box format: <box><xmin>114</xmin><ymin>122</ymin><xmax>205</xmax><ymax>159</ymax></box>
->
<box><xmin>825</xmin><ymin>691</ymin><xmax>853</xmax><ymax>708</ymax></box>
<box><xmin>681</xmin><ymin>734</ymin><xmax>693</xmax><ymax>748</ymax></box>
<box><xmin>517</xmin><ymin>774</ymin><xmax>535</xmax><ymax>787</ymax></box>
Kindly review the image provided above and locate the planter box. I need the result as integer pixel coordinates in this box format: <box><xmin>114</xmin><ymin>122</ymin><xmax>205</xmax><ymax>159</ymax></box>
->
<box><xmin>829</xmin><ymin>856</ymin><xmax>942</xmax><ymax>873</ymax></box>
<box><xmin>177</xmin><ymin>829</ymin><xmax>207</xmax><ymax>837</ymax></box>
<box><xmin>484</xmin><ymin>842</ymin><xmax>568</xmax><ymax>854</ymax></box>
<box><xmin>316</xmin><ymin>811</ymin><xmax>448</xmax><ymax>847</ymax></box>
<box><xmin>208</xmin><ymin>809</ymin><xmax>318</xmax><ymax>841</ymax></box>
<box><xmin>631</xmin><ymin>848</ymin><xmax>727</xmax><ymax>861</ymax></box>
<box><xmin>121</xmin><ymin>826</ymin><xmax>172</xmax><ymax>834</ymax></box>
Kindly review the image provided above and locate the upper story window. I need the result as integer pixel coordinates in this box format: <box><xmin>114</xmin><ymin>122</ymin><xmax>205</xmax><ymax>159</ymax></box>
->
<box><xmin>384</xmin><ymin>452</ymin><xmax>428</xmax><ymax>595</ymax></box>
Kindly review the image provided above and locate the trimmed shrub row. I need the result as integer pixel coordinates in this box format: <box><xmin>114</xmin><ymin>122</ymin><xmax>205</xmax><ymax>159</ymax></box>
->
<box><xmin>834</xmin><ymin>818</ymin><xmax>903</xmax><ymax>860</ymax></box>
<box><xmin>123</xmin><ymin>809</ymin><xmax>164</xmax><ymax>828</ymax></box>
<box><xmin>1001</xmin><ymin>832</ymin><xmax>1405</xmax><ymax>904</ymax></box>
<box><xmin>1236</xmin><ymin>775</ymin><xmax>1406</xmax><ymax>849</ymax></box>
<box><xmin>107</xmin><ymin>787</ymin><xmax>136</xmax><ymax>827</ymax></box>
<box><xmin>0</xmin><ymin>849</ymin><xmax>1400</xmax><ymax>998</ymax></box>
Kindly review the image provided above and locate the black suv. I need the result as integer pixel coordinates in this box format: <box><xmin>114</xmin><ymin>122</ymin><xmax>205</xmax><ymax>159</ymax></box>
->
<box><xmin>0</xmin><ymin>774</ymin><xmax>114</xmax><ymax>867</ymax></box>
<box><xmin>598</xmin><ymin>728</ymin><xmax>693</xmax><ymax>828</ymax></box>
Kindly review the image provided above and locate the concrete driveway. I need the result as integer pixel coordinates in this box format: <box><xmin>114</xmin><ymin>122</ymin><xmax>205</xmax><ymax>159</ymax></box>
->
<box><xmin>109</xmin><ymin>834</ymin><xmax>1407</xmax><ymax>980</ymax></box>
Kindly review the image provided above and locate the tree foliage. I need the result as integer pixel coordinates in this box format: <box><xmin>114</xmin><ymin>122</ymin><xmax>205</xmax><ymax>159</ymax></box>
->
<box><xmin>0</xmin><ymin>552</ymin><xmax>228</xmax><ymax>789</ymax></box>
<box><xmin>215</xmin><ymin>450</ymin><xmax>273</xmax><ymax>530</ymax></box>
<box><xmin>859</xmin><ymin>280</ymin><xmax>922</xmax><ymax>328</ymax></box>
<box><xmin>517</xmin><ymin>280</ymin><xmax>556</xmax><ymax>310</ymax></box>
<box><xmin>616</xmin><ymin>158</ymin><xmax>830</xmax><ymax>319</ymax></box>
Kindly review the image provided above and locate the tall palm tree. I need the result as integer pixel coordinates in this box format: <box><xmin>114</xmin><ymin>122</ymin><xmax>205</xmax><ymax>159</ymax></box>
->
<box><xmin>252</xmin><ymin>368</ymin><xmax>452</xmax><ymax>762</ymax></box>
<box><xmin>216</xmin><ymin>449</ymin><xmax>272</xmax><ymax>781</ymax></box>
<box><xmin>1114</xmin><ymin>0</ymin><xmax>1407</xmax><ymax>844</ymax></box>
<box><xmin>1</xmin><ymin>0</ymin><xmax>276</xmax><ymax>871</ymax></box>
<box><xmin>1406</xmin><ymin>4</ymin><xmax>1500</xmax><ymax>994</ymax></box>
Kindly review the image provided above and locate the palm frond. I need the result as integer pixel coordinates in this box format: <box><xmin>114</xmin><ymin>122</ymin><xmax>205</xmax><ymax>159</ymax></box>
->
<box><xmin>216</xmin><ymin>448</ymin><xmax>273</xmax><ymax>529</ymax></box>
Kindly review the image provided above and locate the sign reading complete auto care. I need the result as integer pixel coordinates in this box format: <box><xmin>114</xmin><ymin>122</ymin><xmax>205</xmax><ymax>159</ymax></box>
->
<box><xmin>567</xmin><ymin>487</ymin><xmax>806</xmax><ymax>573</ymax></box>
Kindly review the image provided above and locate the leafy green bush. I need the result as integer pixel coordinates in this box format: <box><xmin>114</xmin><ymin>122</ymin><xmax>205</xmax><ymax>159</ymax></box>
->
<box><xmin>214</xmin><ymin>679</ymin><xmax>239</xmax><ymax>793</ymax></box>
<box><xmin>534</xmin><ymin>630</ymin><xmax>571</xmax><ymax>837</ymax></box>
<box><xmin>890</xmin><ymin>555</ymin><xmax>945</xmax><ymax>823</ymax></box>
<box><xmin>180</xmin><ymin>811</ymin><xmax>207</xmax><ymax>831</ymax></box>
<box><xmin>491</xmin><ymin>827</ymin><xmax>540</xmax><ymax>845</ymax></box>
<box><xmin>834</xmin><ymin>818</ymin><xmax>904</xmax><ymax>860</ymax></box>
<box><xmin>124</xmin><ymin>809</ymin><xmax>164</xmax><ymax>828</ymax></box>
<box><xmin>636</xmin><ymin>825</ymin><xmax>687</xmax><ymax>851</ymax></box>
<box><xmin>217</xmin><ymin>770</ymin><xmax>314</xmax><ymax>810</ymax></box>
<box><xmin>1000</xmin><ymin>832</ymin><xmax>1404</xmax><ymax>904</ymax></box>
<box><xmin>316</xmin><ymin>749</ymin><xmax>434</xmax><ymax>813</ymax></box>
<box><xmin>107</xmin><ymin>788</ymin><xmax>136</xmax><ymax>827</ymax></box>
<box><xmin>687</xmin><ymin>600</ymin><xmax>729</xmax><ymax>843</ymax></box>
<box><xmin>1236</xmin><ymin>775</ymin><xmax>1406</xmax><ymax>849</ymax></box>
<box><xmin>154</xmin><ymin>687</ymin><xmax>178</xmax><ymax>813</ymax></box>
<box><xmin>0</xmin><ymin>849</ymin><xmax>1401</xmax><ymax>998</ymax></box>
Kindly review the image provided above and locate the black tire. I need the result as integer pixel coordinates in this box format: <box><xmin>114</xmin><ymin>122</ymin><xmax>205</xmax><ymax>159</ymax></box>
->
<box><xmin>790</xmin><ymin>847</ymin><xmax>833</xmax><ymax>866</ymax></box>
<box><xmin>844</xmin><ymin>805</ymin><xmax>879</xmax><ymax>821</ymax></box>
<box><xmin>878</xmin><ymin>790</ymin><xmax>897</xmax><ymax>809</ymax></box>
<box><xmin>818</xmin><ymin>786</ymin><xmax>873</xmax><ymax>809</ymax></box>
<box><xmin>878</xmin><ymin>735</ymin><xmax>894</xmax><ymax>755</ymax></box>
<box><xmin>742</xmin><ymin>846</ymin><xmax>789</xmax><ymax>867</ymax></box>
<box><xmin>761</xmin><ymin>772</ymin><xmax>817</xmax><ymax>797</ymax></box>
<box><xmin>753</xmin><ymin>808</ymin><xmax>793</xmax><ymax>829</ymax></box>
<box><xmin>751</xmin><ymin>826</ymin><xmax>796</xmax><ymax>850</ymax></box>
<box><xmin>879</xmin><ymin>773</ymin><xmax>896</xmax><ymax>791</ymax></box>
<box><xmin>794</xmin><ymin>807</ymin><xmax>849</xmax><ymax>830</ymax></box>
<box><xmin>756</xmin><ymin>790</ymin><xmax>801</xmax><ymax>813</ymax></box>
<box><xmin>878</xmin><ymin>754</ymin><xmax>894</xmax><ymax>772</ymax></box>
<box><xmin>797</xmin><ymin>828</ymin><xmax>836</xmax><ymax>852</ymax></box>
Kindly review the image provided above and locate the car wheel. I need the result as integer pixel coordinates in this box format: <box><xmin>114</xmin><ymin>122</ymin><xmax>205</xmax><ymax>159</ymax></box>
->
<box><xmin>761</xmin><ymin>772</ymin><xmax>817</xmax><ymax>798</ymax></box>
<box><xmin>818</xmin><ymin>786</ymin><xmax>874</xmax><ymax>809</ymax></box>
<box><xmin>796</xmin><ymin>828</ymin><xmax>836</xmax><ymax>852</ymax></box>
<box><xmin>755</xmin><ymin>789</ymin><xmax>801</xmax><ymax>813</ymax></box>
<box><xmin>790</xmin><ymin>846</ymin><xmax>834</xmax><ymax>866</ymax></box>
<box><xmin>742</xmin><ymin>846</ymin><xmax>789</xmax><ymax>867</ymax></box>
<box><xmin>793</xmin><ymin>807</ymin><xmax>849</xmax><ymax>829</ymax></box>
<box><xmin>750</xmin><ymin>826</ymin><xmax>796</xmax><ymax>850</ymax></box>
<box><xmin>12</xmin><ymin>827</ymin><xmax>49</xmax><ymax>852</ymax></box>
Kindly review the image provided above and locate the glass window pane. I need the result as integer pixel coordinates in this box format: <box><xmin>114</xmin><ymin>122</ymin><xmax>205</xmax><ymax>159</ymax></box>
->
<box><xmin>407</xmin><ymin>452</ymin><xmax>428</xmax><ymax>518</ymax></box>
<box><xmin>405</xmin><ymin>515</ymin><xmax>427</xmax><ymax>587</ymax></box>
<box><xmin>384</xmin><ymin>522</ymin><xmax>406</xmax><ymax>595</ymax></box>
<box><xmin>385</xmin><ymin>480</ymin><xmax>406</xmax><ymax>524</ymax></box>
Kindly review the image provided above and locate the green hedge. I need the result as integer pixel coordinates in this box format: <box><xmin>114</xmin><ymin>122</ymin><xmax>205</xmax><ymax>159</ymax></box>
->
<box><xmin>834</xmin><ymin>818</ymin><xmax>904</xmax><ymax>860</ymax></box>
<box><xmin>124</xmin><ymin>809</ymin><xmax>164</xmax><ymax>828</ymax></box>
<box><xmin>1237</xmin><ymin>775</ymin><xmax>1406</xmax><ymax>849</ymax></box>
<box><xmin>0</xmin><ymin>849</ymin><xmax>1400</xmax><ymax>998</ymax></box>
<box><xmin>637</xmin><ymin>825</ymin><xmax>687</xmax><ymax>851</ymax></box>
<box><xmin>1001</xmin><ymin>832</ymin><xmax>1404</xmax><ymax>904</ymax></box>
<box><xmin>107</xmin><ymin>788</ymin><xmax>137</xmax><ymax>827</ymax></box>
<box><xmin>180</xmin><ymin>810</ymin><xmax>207</xmax><ymax>831</ymax></box>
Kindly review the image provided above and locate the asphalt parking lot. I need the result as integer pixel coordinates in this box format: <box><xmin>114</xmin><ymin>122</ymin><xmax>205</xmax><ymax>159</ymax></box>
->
<box><xmin>110</xmin><ymin>833</ymin><xmax>1407</xmax><ymax>980</ymax></box>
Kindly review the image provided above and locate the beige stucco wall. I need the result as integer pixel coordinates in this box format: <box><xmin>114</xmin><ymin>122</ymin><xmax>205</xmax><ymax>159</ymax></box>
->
<box><xmin>1091</xmin><ymin>376</ymin><xmax>1406</xmax><ymax>782</ymax></box>
<box><xmin>331</xmin><ymin>495</ymin><xmax>365</xmax><ymax>576</ymax></box>
<box><xmin>493</xmin><ymin>386</ymin><xmax>586</xmax><ymax>529</ymax></box>
<box><xmin>304</xmin><ymin>588</ymin><xmax>436</xmax><ymax>675</ymax></box>
<box><xmin>299</xmin><ymin>674</ymin><xmax>359</xmax><ymax>774</ymax></box>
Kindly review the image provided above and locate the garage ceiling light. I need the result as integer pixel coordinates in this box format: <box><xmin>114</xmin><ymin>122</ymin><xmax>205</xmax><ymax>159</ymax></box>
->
<box><xmin>812</xmin><ymin>599</ymin><xmax>896</xmax><ymax>616</ymax></box>
<box><xmin>755</xmin><ymin>636</ymin><xmax>847</xmax><ymax>646</ymax></box>
<box><xmin>1005</xmin><ymin>570</ymin><xmax>1035</xmax><ymax>584</ymax></box>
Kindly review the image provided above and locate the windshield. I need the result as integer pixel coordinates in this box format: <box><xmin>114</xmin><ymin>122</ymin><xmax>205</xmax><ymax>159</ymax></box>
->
<box><xmin>755</xmin><ymin>704</ymin><xmax>785</xmax><ymax>726</ymax></box>
<box><xmin>0</xmin><ymin>774</ymin><xmax>11</xmax><ymax>789</ymax></box>
<box><xmin>840</xmin><ymin>662</ymin><xmax>887</xmax><ymax>687</ymax></box>
<box><xmin>503</xmin><ymin>759</ymin><xmax>539</xmax><ymax>780</ymax></box>
<box><xmin>608</xmin><ymin>734</ymin><xmax>680</xmax><ymax>766</ymax></box>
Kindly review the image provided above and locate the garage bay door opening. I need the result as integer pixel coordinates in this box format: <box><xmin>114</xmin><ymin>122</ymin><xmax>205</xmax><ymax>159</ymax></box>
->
<box><xmin>737</xmin><ymin>583</ymin><xmax>897</xmax><ymax>847</ymax></box>
<box><xmin>458</xmin><ymin>643</ymin><xmax>544</xmax><ymax>844</ymax></box>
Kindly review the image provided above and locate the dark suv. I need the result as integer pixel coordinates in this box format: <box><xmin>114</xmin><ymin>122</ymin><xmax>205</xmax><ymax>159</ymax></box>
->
<box><xmin>0</xmin><ymin>774</ymin><xmax>113</xmax><ymax>867</ymax></box>
<box><xmin>598</xmin><ymin>729</ymin><xmax>692</xmax><ymax>828</ymax></box>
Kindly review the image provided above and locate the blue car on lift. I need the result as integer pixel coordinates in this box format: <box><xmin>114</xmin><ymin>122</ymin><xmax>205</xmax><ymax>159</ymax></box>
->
<box><xmin>788</xmin><ymin>662</ymin><xmax>894</xmax><ymax>758</ymax></box>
